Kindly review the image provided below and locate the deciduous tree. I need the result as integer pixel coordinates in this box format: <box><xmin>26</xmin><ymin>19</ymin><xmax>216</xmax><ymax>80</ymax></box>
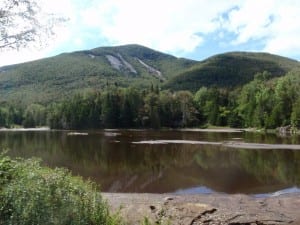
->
<box><xmin>0</xmin><ymin>0</ymin><xmax>65</xmax><ymax>49</ymax></box>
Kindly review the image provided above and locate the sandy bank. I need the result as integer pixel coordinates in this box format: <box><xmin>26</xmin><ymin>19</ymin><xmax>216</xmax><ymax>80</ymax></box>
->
<box><xmin>103</xmin><ymin>193</ymin><xmax>300</xmax><ymax>225</ymax></box>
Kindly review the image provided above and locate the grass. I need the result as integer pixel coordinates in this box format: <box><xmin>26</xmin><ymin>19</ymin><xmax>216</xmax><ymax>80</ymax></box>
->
<box><xmin>0</xmin><ymin>152</ymin><xmax>122</xmax><ymax>225</ymax></box>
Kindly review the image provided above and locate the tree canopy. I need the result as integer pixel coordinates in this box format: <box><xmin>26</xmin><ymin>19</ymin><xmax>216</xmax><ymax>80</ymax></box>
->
<box><xmin>0</xmin><ymin>0</ymin><xmax>65</xmax><ymax>50</ymax></box>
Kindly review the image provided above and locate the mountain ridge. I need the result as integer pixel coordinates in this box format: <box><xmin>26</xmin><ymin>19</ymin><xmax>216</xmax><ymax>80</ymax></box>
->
<box><xmin>0</xmin><ymin>44</ymin><xmax>299</xmax><ymax>104</ymax></box>
<box><xmin>164</xmin><ymin>51</ymin><xmax>300</xmax><ymax>91</ymax></box>
<box><xmin>0</xmin><ymin>44</ymin><xmax>196</xmax><ymax>104</ymax></box>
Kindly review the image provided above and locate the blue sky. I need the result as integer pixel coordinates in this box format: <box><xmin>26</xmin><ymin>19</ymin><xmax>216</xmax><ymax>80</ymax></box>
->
<box><xmin>1</xmin><ymin>0</ymin><xmax>300</xmax><ymax>66</ymax></box>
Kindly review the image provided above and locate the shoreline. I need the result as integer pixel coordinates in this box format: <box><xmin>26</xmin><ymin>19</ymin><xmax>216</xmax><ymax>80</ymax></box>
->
<box><xmin>0</xmin><ymin>126</ymin><xmax>299</xmax><ymax>135</ymax></box>
<box><xmin>0</xmin><ymin>127</ymin><xmax>50</xmax><ymax>132</ymax></box>
<box><xmin>103</xmin><ymin>192</ymin><xmax>300</xmax><ymax>225</ymax></box>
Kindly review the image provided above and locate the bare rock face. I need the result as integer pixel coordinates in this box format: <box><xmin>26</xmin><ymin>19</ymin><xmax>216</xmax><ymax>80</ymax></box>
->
<box><xmin>117</xmin><ymin>53</ymin><xmax>137</xmax><ymax>74</ymax></box>
<box><xmin>103</xmin><ymin>193</ymin><xmax>300</xmax><ymax>225</ymax></box>
<box><xmin>106</xmin><ymin>55</ymin><xmax>123</xmax><ymax>71</ymax></box>
<box><xmin>136</xmin><ymin>58</ymin><xmax>165</xmax><ymax>81</ymax></box>
<box><xmin>105</xmin><ymin>54</ymin><xmax>137</xmax><ymax>74</ymax></box>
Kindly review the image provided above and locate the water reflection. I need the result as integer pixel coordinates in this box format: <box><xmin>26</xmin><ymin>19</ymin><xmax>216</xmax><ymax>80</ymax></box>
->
<box><xmin>0</xmin><ymin>129</ymin><xmax>299</xmax><ymax>194</ymax></box>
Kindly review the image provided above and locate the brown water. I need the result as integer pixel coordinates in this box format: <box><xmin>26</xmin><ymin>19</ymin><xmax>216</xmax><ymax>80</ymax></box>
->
<box><xmin>1</xmin><ymin>129</ymin><xmax>300</xmax><ymax>195</ymax></box>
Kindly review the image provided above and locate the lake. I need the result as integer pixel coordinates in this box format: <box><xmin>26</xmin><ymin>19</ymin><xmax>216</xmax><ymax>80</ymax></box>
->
<box><xmin>1</xmin><ymin>129</ymin><xmax>300</xmax><ymax>195</ymax></box>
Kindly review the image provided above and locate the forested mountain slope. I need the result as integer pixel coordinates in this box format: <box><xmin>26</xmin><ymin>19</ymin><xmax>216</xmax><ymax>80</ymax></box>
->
<box><xmin>0</xmin><ymin>44</ymin><xmax>195</xmax><ymax>104</ymax></box>
<box><xmin>164</xmin><ymin>52</ymin><xmax>300</xmax><ymax>91</ymax></box>
<box><xmin>0</xmin><ymin>45</ymin><xmax>299</xmax><ymax>105</ymax></box>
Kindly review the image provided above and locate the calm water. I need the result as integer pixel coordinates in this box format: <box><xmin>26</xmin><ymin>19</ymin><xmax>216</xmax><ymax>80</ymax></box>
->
<box><xmin>1</xmin><ymin>129</ymin><xmax>300</xmax><ymax>195</ymax></box>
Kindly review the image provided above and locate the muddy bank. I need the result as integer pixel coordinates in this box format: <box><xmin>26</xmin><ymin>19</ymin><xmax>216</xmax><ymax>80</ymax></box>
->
<box><xmin>103</xmin><ymin>193</ymin><xmax>300</xmax><ymax>225</ymax></box>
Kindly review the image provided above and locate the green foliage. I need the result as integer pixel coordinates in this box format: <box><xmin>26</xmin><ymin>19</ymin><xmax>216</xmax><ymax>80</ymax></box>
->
<box><xmin>291</xmin><ymin>98</ymin><xmax>300</xmax><ymax>128</ymax></box>
<box><xmin>4</xmin><ymin>68</ymin><xmax>300</xmax><ymax>130</ymax></box>
<box><xmin>237</xmin><ymin>70</ymin><xmax>300</xmax><ymax>128</ymax></box>
<box><xmin>237</xmin><ymin>72</ymin><xmax>277</xmax><ymax>128</ymax></box>
<box><xmin>0</xmin><ymin>152</ymin><xmax>13</xmax><ymax>187</ymax></box>
<box><xmin>102</xmin><ymin>90</ymin><xmax>122</xmax><ymax>128</ymax></box>
<box><xmin>164</xmin><ymin>52</ymin><xmax>300</xmax><ymax>92</ymax></box>
<box><xmin>0</xmin><ymin>50</ymin><xmax>300</xmax><ymax>129</ymax></box>
<box><xmin>45</xmin><ymin>87</ymin><xmax>200</xmax><ymax>129</ymax></box>
<box><xmin>0</xmin><ymin>154</ymin><xmax>121</xmax><ymax>225</ymax></box>
<box><xmin>2</xmin><ymin>46</ymin><xmax>299</xmax><ymax>105</ymax></box>
<box><xmin>23</xmin><ymin>104</ymin><xmax>46</xmax><ymax>128</ymax></box>
<box><xmin>158</xmin><ymin>90</ymin><xmax>199</xmax><ymax>127</ymax></box>
<box><xmin>0</xmin><ymin>108</ymin><xmax>9</xmax><ymax>127</ymax></box>
<box><xmin>175</xmin><ymin>91</ymin><xmax>199</xmax><ymax>127</ymax></box>
<box><xmin>143</xmin><ymin>92</ymin><xmax>161</xmax><ymax>128</ymax></box>
<box><xmin>120</xmin><ymin>87</ymin><xmax>143</xmax><ymax>127</ymax></box>
<box><xmin>0</xmin><ymin>104</ymin><xmax>23</xmax><ymax>128</ymax></box>
<box><xmin>0</xmin><ymin>44</ymin><xmax>196</xmax><ymax>105</ymax></box>
<box><xmin>194</xmin><ymin>87</ymin><xmax>232</xmax><ymax>126</ymax></box>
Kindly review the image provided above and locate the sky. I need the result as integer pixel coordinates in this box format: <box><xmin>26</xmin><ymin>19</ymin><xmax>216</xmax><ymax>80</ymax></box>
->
<box><xmin>1</xmin><ymin>0</ymin><xmax>300</xmax><ymax>67</ymax></box>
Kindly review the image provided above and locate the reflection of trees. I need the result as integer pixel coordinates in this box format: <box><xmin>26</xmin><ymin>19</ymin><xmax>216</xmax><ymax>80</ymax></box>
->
<box><xmin>194</xmin><ymin>146</ymin><xmax>241</xmax><ymax>169</ymax></box>
<box><xmin>194</xmin><ymin>148</ymin><xmax>300</xmax><ymax>186</ymax></box>
<box><xmin>238</xmin><ymin>149</ymin><xmax>300</xmax><ymax>185</ymax></box>
<box><xmin>1</xmin><ymin>130</ymin><xmax>300</xmax><ymax>192</ymax></box>
<box><xmin>1</xmin><ymin>131</ymin><xmax>199</xmax><ymax>172</ymax></box>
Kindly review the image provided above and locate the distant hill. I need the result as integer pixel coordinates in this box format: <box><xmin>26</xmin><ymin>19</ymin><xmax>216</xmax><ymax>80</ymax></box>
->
<box><xmin>0</xmin><ymin>46</ymin><xmax>299</xmax><ymax>105</ymax></box>
<box><xmin>0</xmin><ymin>44</ymin><xmax>196</xmax><ymax>104</ymax></box>
<box><xmin>164</xmin><ymin>52</ymin><xmax>300</xmax><ymax>91</ymax></box>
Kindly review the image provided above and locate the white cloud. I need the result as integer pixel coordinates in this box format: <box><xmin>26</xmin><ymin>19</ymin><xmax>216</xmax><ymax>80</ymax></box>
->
<box><xmin>1</xmin><ymin>0</ymin><xmax>300</xmax><ymax>67</ymax></box>
<box><xmin>221</xmin><ymin>0</ymin><xmax>300</xmax><ymax>57</ymax></box>
<box><xmin>262</xmin><ymin>1</ymin><xmax>300</xmax><ymax>57</ymax></box>
<box><xmin>77</xmin><ymin>0</ymin><xmax>300</xmax><ymax>58</ymax></box>
<box><xmin>222</xmin><ymin>0</ymin><xmax>275</xmax><ymax>44</ymax></box>
<box><xmin>80</xmin><ymin>0</ymin><xmax>237</xmax><ymax>54</ymax></box>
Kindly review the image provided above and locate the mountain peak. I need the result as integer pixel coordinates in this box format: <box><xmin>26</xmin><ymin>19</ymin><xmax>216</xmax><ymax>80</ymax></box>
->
<box><xmin>0</xmin><ymin>44</ymin><xmax>195</xmax><ymax>104</ymax></box>
<box><xmin>0</xmin><ymin>45</ymin><xmax>299</xmax><ymax>105</ymax></box>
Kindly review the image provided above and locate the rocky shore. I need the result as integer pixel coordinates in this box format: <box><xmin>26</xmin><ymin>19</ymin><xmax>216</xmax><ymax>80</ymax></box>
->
<box><xmin>103</xmin><ymin>193</ymin><xmax>300</xmax><ymax>225</ymax></box>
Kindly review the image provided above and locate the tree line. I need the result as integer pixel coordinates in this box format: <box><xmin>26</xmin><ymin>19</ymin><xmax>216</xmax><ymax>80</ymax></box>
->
<box><xmin>0</xmin><ymin>71</ymin><xmax>300</xmax><ymax>130</ymax></box>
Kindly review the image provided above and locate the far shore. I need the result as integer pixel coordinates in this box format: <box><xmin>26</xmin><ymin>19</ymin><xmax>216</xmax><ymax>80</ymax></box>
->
<box><xmin>177</xmin><ymin>127</ymin><xmax>249</xmax><ymax>132</ymax></box>
<box><xmin>0</xmin><ymin>126</ymin><xmax>298</xmax><ymax>134</ymax></box>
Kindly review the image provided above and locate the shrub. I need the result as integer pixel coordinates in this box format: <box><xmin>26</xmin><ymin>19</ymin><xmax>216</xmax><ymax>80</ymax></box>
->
<box><xmin>0</xmin><ymin>153</ymin><xmax>121</xmax><ymax>225</ymax></box>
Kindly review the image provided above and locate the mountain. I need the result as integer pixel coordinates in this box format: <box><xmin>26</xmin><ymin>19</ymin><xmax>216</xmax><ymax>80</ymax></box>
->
<box><xmin>0</xmin><ymin>45</ymin><xmax>300</xmax><ymax>105</ymax></box>
<box><xmin>0</xmin><ymin>44</ymin><xmax>196</xmax><ymax>104</ymax></box>
<box><xmin>164</xmin><ymin>52</ymin><xmax>300</xmax><ymax>91</ymax></box>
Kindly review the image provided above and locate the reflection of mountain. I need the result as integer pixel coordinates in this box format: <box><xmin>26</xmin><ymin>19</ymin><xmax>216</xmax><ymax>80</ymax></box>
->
<box><xmin>1</xmin><ymin>130</ymin><xmax>299</xmax><ymax>194</ymax></box>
